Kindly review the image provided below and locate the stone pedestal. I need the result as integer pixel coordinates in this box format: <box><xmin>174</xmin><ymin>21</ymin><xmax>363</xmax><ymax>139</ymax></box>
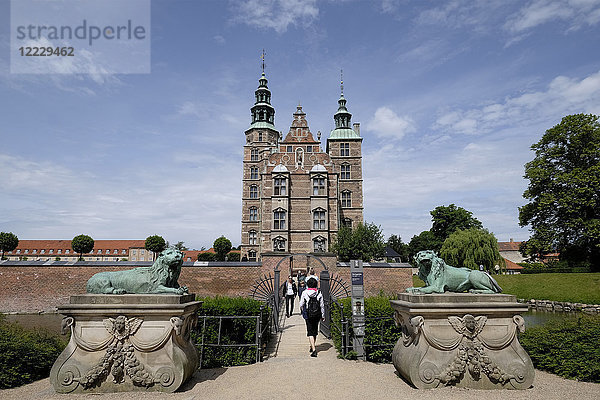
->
<box><xmin>50</xmin><ymin>294</ymin><xmax>201</xmax><ymax>393</ymax></box>
<box><xmin>390</xmin><ymin>293</ymin><xmax>534</xmax><ymax>390</ymax></box>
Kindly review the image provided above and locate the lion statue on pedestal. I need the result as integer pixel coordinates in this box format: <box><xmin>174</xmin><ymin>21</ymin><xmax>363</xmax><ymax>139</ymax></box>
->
<box><xmin>406</xmin><ymin>250</ymin><xmax>502</xmax><ymax>294</ymax></box>
<box><xmin>86</xmin><ymin>248</ymin><xmax>189</xmax><ymax>295</ymax></box>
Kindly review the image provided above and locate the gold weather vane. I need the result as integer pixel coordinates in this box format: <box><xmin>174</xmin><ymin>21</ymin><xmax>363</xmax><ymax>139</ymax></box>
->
<box><xmin>340</xmin><ymin>69</ymin><xmax>344</xmax><ymax>94</ymax></box>
<box><xmin>261</xmin><ymin>49</ymin><xmax>266</xmax><ymax>74</ymax></box>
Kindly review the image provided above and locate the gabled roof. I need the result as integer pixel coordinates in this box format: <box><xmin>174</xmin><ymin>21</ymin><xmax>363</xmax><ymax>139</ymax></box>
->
<box><xmin>384</xmin><ymin>246</ymin><xmax>401</xmax><ymax>258</ymax></box>
<box><xmin>498</xmin><ymin>241</ymin><xmax>522</xmax><ymax>251</ymax></box>
<box><xmin>503</xmin><ymin>258</ymin><xmax>523</xmax><ymax>270</ymax></box>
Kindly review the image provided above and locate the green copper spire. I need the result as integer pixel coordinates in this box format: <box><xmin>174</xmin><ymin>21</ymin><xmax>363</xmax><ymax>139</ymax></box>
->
<box><xmin>249</xmin><ymin>50</ymin><xmax>275</xmax><ymax>129</ymax></box>
<box><xmin>329</xmin><ymin>71</ymin><xmax>360</xmax><ymax>139</ymax></box>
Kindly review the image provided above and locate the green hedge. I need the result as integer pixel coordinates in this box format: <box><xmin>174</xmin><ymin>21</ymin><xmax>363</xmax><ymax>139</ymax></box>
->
<box><xmin>520</xmin><ymin>315</ymin><xmax>600</xmax><ymax>382</ymax></box>
<box><xmin>0</xmin><ymin>315</ymin><xmax>67</xmax><ymax>389</ymax></box>
<box><xmin>193</xmin><ymin>296</ymin><xmax>270</xmax><ymax>368</ymax></box>
<box><xmin>519</xmin><ymin>262</ymin><xmax>592</xmax><ymax>274</ymax></box>
<box><xmin>331</xmin><ymin>295</ymin><xmax>401</xmax><ymax>363</ymax></box>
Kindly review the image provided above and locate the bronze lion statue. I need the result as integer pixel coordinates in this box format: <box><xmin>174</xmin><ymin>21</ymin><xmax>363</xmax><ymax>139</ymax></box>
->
<box><xmin>86</xmin><ymin>248</ymin><xmax>189</xmax><ymax>295</ymax></box>
<box><xmin>406</xmin><ymin>250</ymin><xmax>502</xmax><ymax>294</ymax></box>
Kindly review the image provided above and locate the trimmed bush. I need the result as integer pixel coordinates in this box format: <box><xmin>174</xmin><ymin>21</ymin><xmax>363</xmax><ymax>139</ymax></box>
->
<box><xmin>331</xmin><ymin>295</ymin><xmax>401</xmax><ymax>363</ymax></box>
<box><xmin>0</xmin><ymin>315</ymin><xmax>67</xmax><ymax>389</ymax></box>
<box><xmin>193</xmin><ymin>297</ymin><xmax>270</xmax><ymax>368</ymax></box>
<box><xmin>520</xmin><ymin>315</ymin><xmax>600</xmax><ymax>383</ymax></box>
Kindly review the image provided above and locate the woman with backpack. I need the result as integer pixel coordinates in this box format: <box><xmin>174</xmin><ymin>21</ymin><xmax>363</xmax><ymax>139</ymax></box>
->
<box><xmin>299</xmin><ymin>277</ymin><xmax>325</xmax><ymax>357</ymax></box>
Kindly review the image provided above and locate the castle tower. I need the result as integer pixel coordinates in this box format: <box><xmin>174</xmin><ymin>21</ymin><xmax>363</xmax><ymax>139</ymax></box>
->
<box><xmin>326</xmin><ymin>77</ymin><xmax>364</xmax><ymax>229</ymax></box>
<box><xmin>240</xmin><ymin>71</ymin><xmax>279</xmax><ymax>262</ymax></box>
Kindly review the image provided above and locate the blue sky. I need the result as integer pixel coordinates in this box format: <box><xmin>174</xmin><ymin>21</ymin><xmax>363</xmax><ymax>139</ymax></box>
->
<box><xmin>1</xmin><ymin>0</ymin><xmax>600</xmax><ymax>250</ymax></box>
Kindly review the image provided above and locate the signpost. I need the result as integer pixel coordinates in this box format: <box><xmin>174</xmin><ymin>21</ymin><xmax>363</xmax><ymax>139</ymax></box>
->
<box><xmin>350</xmin><ymin>259</ymin><xmax>365</xmax><ymax>360</ymax></box>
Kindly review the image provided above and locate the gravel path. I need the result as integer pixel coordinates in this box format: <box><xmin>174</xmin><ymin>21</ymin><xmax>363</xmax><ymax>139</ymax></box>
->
<box><xmin>1</xmin><ymin>314</ymin><xmax>598</xmax><ymax>400</ymax></box>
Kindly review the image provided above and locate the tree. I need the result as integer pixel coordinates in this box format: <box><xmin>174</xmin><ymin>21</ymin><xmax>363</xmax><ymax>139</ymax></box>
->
<box><xmin>439</xmin><ymin>228</ymin><xmax>504</xmax><ymax>272</ymax></box>
<box><xmin>145</xmin><ymin>235</ymin><xmax>166</xmax><ymax>260</ymax></box>
<box><xmin>173</xmin><ymin>241</ymin><xmax>189</xmax><ymax>251</ymax></box>
<box><xmin>198</xmin><ymin>252</ymin><xmax>215</xmax><ymax>261</ymax></box>
<box><xmin>0</xmin><ymin>232</ymin><xmax>19</xmax><ymax>260</ymax></box>
<box><xmin>213</xmin><ymin>236</ymin><xmax>232</xmax><ymax>261</ymax></box>
<box><xmin>408</xmin><ymin>231</ymin><xmax>441</xmax><ymax>262</ymax></box>
<box><xmin>331</xmin><ymin>222</ymin><xmax>385</xmax><ymax>262</ymax></box>
<box><xmin>519</xmin><ymin>114</ymin><xmax>600</xmax><ymax>270</ymax></box>
<box><xmin>227</xmin><ymin>252</ymin><xmax>241</xmax><ymax>262</ymax></box>
<box><xmin>387</xmin><ymin>234</ymin><xmax>410</xmax><ymax>262</ymax></box>
<box><xmin>430</xmin><ymin>204</ymin><xmax>483</xmax><ymax>243</ymax></box>
<box><xmin>72</xmin><ymin>234</ymin><xmax>94</xmax><ymax>261</ymax></box>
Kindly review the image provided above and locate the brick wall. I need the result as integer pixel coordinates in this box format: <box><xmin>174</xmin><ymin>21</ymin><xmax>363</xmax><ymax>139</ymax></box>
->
<box><xmin>0</xmin><ymin>263</ymin><xmax>264</xmax><ymax>313</ymax></box>
<box><xmin>0</xmin><ymin>259</ymin><xmax>412</xmax><ymax>313</ymax></box>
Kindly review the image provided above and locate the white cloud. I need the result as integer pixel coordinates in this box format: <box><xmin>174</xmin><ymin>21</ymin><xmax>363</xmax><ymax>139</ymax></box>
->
<box><xmin>434</xmin><ymin>70</ymin><xmax>600</xmax><ymax>135</ymax></box>
<box><xmin>365</xmin><ymin>106</ymin><xmax>416</xmax><ymax>140</ymax></box>
<box><xmin>231</xmin><ymin>0</ymin><xmax>319</xmax><ymax>33</ymax></box>
<box><xmin>0</xmin><ymin>152</ymin><xmax>242</xmax><ymax>249</ymax></box>
<box><xmin>505</xmin><ymin>0</ymin><xmax>600</xmax><ymax>33</ymax></box>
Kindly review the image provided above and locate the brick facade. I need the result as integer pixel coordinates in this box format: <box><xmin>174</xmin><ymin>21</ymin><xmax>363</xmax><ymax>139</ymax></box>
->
<box><xmin>241</xmin><ymin>73</ymin><xmax>364</xmax><ymax>261</ymax></box>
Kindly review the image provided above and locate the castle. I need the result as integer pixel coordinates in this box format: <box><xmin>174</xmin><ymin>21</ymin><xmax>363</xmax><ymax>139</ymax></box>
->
<box><xmin>240</xmin><ymin>71</ymin><xmax>364</xmax><ymax>261</ymax></box>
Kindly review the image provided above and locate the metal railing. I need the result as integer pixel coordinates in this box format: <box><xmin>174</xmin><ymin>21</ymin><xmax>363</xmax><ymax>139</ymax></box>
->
<box><xmin>329</xmin><ymin>298</ymin><xmax>350</xmax><ymax>357</ymax></box>
<box><xmin>195</xmin><ymin>305</ymin><xmax>273</xmax><ymax>366</ymax></box>
<box><xmin>328</xmin><ymin>300</ymin><xmax>398</xmax><ymax>359</ymax></box>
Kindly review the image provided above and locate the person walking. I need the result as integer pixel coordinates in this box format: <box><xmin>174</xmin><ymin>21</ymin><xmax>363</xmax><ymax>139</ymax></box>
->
<box><xmin>299</xmin><ymin>277</ymin><xmax>324</xmax><ymax>357</ymax></box>
<box><xmin>297</xmin><ymin>279</ymin><xmax>306</xmax><ymax>301</ymax></box>
<box><xmin>283</xmin><ymin>276</ymin><xmax>297</xmax><ymax>317</ymax></box>
<box><xmin>305</xmin><ymin>267</ymin><xmax>319</xmax><ymax>283</ymax></box>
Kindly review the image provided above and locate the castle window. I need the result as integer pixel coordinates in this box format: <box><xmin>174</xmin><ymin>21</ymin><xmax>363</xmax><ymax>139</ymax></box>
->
<box><xmin>248</xmin><ymin>250</ymin><xmax>257</xmax><ymax>261</ymax></box>
<box><xmin>273</xmin><ymin>209</ymin><xmax>286</xmax><ymax>230</ymax></box>
<box><xmin>287</xmin><ymin>146</ymin><xmax>292</xmax><ymax>152</ymax></box>
<box><xmin>342</xmin><ymin>218</ymin><xmax>352</xmax><ymax>228</ymax></box>
<box><xmin>306</xmin><ymin>145</ymin><xmax>312</xmax><ymax>153</ymax></box>
<box><xmin>258</xmin><ymin>132</ymin><xmax>263</xmax><ymax>142</ymax></box>
<box><xmin>341</xmin><ymin>164</ymin><xmax>350</xmax><ymax>180</ymax></box>
<box><xmin>312</xmin><ymin>177</ymin><xmax>326</xmax><ymax>196</ymax></box>
<box><xmin>273</xmin><ymin>237</ymin><xmax>286</xmax><ymax>252</ymax></box>
<box><xmin>341</xmin><ymin>191</ymin><xmax>351</xmax><ymax>207</ymax></box>
<box><xmin>250</xmin><ymin>167</ymin><xmax>259</xmax><ymax>180</ymax></box>
<box><xmin>340</xmin><ymin>143</ymin><xmax>350</xmax><ymax>156</ymax></box>
<box><xmin>313</xmin><ymin>208</ymin><xmax>326</xmax><ymax>230</ymax></box>
<box><xmin>251</xmin><ymin>148</ymin><xmax>259</xmax><ymax>161</ymax></box>
<box><xmin>249</xmin><ymin>207</ymin><xmax>258</xmax><ymax>221</ymax></box>
<box><xmin>274</xmin><ymin>177</ymin><xmax>287</xmax><ymax>196</ymax></box>
<box><xmin>249</xmin><ymin>230</ymin><xmax>257</xmax><ymax>245</ymax></box>
<box><xmin>313</xmin><ymin>237</ymin><xmax>326</xmax><ymax>252</ymax></box>
<box><xmin>250</xmin><ymin>185</ymin><xmax>258</xmax><ymax>199</ymax></box>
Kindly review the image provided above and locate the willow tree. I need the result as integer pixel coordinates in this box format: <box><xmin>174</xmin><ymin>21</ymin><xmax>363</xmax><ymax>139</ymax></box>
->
<box><xmin>440</xmin><ymin>228</ymin><xmax>504</xmax><ymax>272</ymax></box>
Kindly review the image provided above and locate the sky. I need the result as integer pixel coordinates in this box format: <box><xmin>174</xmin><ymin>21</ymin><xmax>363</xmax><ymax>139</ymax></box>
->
<box><xmin>1</xmin><ymin>0</ymin><xmax>600</xmax><ymax>250</ymax></box>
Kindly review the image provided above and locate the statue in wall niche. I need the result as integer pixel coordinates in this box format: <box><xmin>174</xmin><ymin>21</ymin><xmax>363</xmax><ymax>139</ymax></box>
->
<box><xmin>406</xmin><ymin>250</ymin><xmax>502</xmax><ymax>294</ymax></box>
<box><xmin>86</xmin><ymin>248</ymin><xmax>188</xmax><ymax>295</ymax></box>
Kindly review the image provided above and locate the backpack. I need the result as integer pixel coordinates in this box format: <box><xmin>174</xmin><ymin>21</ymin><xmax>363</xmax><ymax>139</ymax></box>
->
<box><xmin>307</xmin><ymin>292</ymin><xmax>322</xmax><ymax>319</ymax></box>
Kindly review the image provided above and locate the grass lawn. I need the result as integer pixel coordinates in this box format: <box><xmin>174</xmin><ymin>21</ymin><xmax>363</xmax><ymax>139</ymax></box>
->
<box><xmin>412</xmin><ymin>273</ymin><xmax>600</xmax><ymax>304</ymax></box>
<box><xmin>496</xmin><ymin>273</ymin><xmax>600</xmax><ymax>304</ymax></box>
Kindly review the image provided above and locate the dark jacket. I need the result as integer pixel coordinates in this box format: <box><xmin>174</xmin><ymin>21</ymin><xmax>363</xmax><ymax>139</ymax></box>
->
<box><xmin>284</xmin><ymin>281</ymin><xmax>297</xmax><ymax>296</ymax></box>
